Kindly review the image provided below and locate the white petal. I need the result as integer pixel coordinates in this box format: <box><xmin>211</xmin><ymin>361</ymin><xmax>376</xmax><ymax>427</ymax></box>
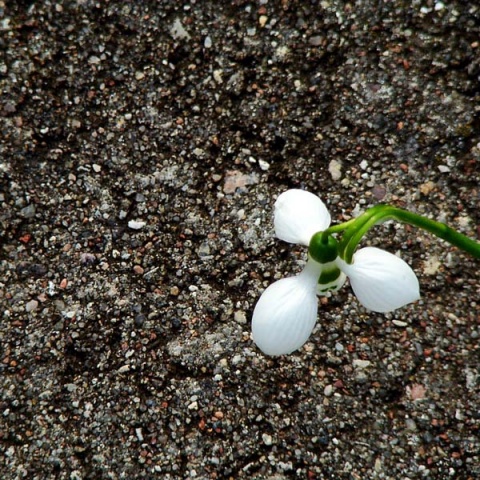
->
<box><xmin>274</xmin><ymin>189</ymin><xmax>331</xmax><ymax>246</ymax></box>
<box><xmin>252</xmin><ymin>259</ymin><xmax>322</xmax><ymax>355</ymax></box>
<box><xmin>338</xmin><ymin>247</ymin><xmax>420</xmax><ymax>313</ymax></box>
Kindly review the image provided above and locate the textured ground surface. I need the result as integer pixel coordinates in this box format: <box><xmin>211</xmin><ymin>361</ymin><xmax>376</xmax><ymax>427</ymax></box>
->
<box><xmin>1</xmin><ymin>1</ymin><xmax>479</xmax><ymax>479</ymax></box>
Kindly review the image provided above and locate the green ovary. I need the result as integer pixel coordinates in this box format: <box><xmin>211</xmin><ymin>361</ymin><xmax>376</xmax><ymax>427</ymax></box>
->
<box><xmin>309</xmin><ymin>233</ymin><xmax>339</xmax><ymax>264</ymax></box>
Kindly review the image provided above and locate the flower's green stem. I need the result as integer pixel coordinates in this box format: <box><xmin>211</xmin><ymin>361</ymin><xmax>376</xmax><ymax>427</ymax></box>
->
<box><xmin>337</xmin><ymin>205</ymin><xmax>385</xmax><ymax>259</ymax></box>
<box><xmin>322</xmin><ymin>217</ymin><xmax>358</xmax><ymax>238</ymax></box>
<box><xmin>340</xmin><ymin>205</ymin><xmax>480</xmax><ymax>263</ymax></box>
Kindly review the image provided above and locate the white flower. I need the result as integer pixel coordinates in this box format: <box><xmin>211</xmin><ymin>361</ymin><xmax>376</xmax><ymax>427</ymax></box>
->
<box><xmin>252</xmin><ymin>189</ymin><xmax>420</xmax><ymax>355</ymax></box>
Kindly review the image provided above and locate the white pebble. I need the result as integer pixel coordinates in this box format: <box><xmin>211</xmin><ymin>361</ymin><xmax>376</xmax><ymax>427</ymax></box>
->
<box><xmin>25</xmin><ymin>299</ymin><xmax>39</xmax><ymax>312</ymax></box>
<box><xmin>262</xmin><ymin>433</ymin><xmax>273</xmax><ymax>445</ymax></box>
<box><xmin>234</xmin><ymin>310</ymin><xmax>247</xmax><ymax>324</ymax></box>
<box><xmin>352</xmin><ymin>359</ymin><xmax>371</xmax><ymax>369</ymax></box>
<box><xmin>258</xmin><ymin>159</ymin><xmax>270</xmax><ymax>171</ymax></box>
<box><xmin>328</xmin><ymin>159</ymin><xmax>342</xmax><ymax>180</ymax></box>
<box><xmin>231</xmin><ymin>354</ymin><xmax>243</xmax><ymax>365</ymax></box>
<box><xmin>128</xmin><ymin>220</ymin><xmax>146</xmax><ymax>230</ymax></box>
<box><xmin>170</xmin><ymin>18</ymin><xmax>190</xmax><ymax>40</ymax></box>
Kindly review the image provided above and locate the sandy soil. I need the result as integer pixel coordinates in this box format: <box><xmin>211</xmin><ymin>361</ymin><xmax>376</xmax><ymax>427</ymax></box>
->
<box><xmin>1</xmin><ymin>1</ymin><xmax>479</xmax><ymax>479</ymax></box>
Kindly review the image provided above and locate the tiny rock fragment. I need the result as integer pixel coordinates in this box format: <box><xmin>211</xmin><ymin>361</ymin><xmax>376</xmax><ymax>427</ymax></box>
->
<box><xmin>328</xmin><ymin>159</ymin><xmax>342</xmax><ymax>180</ymax></box>
<box><xmin>19</xmin><ymin>234</ymin><xmax>32</xmax><ymax>244</ymax></box>
<box><xmin>420</xmin><ymin>180</ymin><xmax>436</xmax><ymax>195</ymax></box>
<box><xmin>234</xmin><ymin>310</ymin><xmax>247</xmax><ymax>324</ymax></box>
<box><xmin>25</xmin><ymin>299</ymin><xmax>39</xmax><ymax>312</ymax></box>
<box><xmin>262</xmin><ymin>433</ymin><xmax>273</xmax><ymax>446</ymax></box>
<box><xmin>407</xmin><ymin>383</ymin><xmax>427</xmax><ymax>401</ymax></box>
<box><xmin>258</xmin><ymin>159</ymin><xmax>270</xmax><ymax>171</ymax></box>
<box><xmin>324</xmin><ymin>384</ymin><xmax>333</xmax><ymax>397</ymax></box>
<box><xmin>223</xmin><ymin>170</ymin><xmax>259</xmax><ymax>194</ymax></box>
<box><xmin>423</xmin><ymin>256</ymin><xmax>441</xmax><ymax>275</ymax></box>
<box><xmin>309</xmin><ymin>35</ymin><xmax>323</xmax><ymax>46</ymax></box>
<box><xmin>20</xmin><ymin>204</ymin><xmax>36</xmax><ymax>218</ymax></box>
<box><xmin>170</xmin><ymin>18</ymin><xmax>190</xmax><ymax>40</ymax></box>
<box><xmin>128</xmin><ymin>220</ymin><xmax>146</xmax><ymax>230</ymax></box>
<box><xmin>213</xmin><ymin>70</ymin><xmax>223</xmax><ymax>84</ymax></box>
<box><xmin>372</xmin><ymin>185</ymin><xmax>386</xmax><ymax>201</ymax></box>
<box><xmin>133</xmin><ymin>265</ymin><xmax>144</xmax><ymax>275</ymax></box>
<box><xmin>352</xmin><ymin>359</ymin><xmax>371</xmax><ymax>369</ymax></box>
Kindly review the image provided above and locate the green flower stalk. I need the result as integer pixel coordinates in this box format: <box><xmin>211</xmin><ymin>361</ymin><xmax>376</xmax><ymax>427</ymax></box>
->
<box><xmin>333</xmin><ymin>204</ymin><xmax>480</xmax><ymax>264</ymax></box>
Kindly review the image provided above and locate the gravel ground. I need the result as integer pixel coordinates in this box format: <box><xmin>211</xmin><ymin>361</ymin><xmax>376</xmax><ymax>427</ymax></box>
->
<box><xmin>1</xmin><ymin>1</ymin><xmax>479</xmax><ymax>479</ymax></box>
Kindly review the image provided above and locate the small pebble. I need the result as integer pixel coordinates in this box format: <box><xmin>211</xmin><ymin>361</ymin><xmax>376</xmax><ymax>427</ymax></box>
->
<box><xmin>262</xmin><ymin>433</ymin><xmax>273</xmax><ymax>446</ymax></box>
<box><xmin>324</xmin><ymin>385</ymin><xmax>333</xmax><ymax>397</ymax></box>
<box><xmin>328</xmin><ymin>159</ymin><xmax>342</xmax><ymax>180</ymax></box>
<box><xmin>234</xmin><ymin>310</ymin><xmax>247</xmax><ymax>324</ymax></box>
<box><xmin>25</xmin><ymin>300</ymin><xmax>39</xmax><ymax>312</ymax></box>
<box><xmin>258</xmin><ymin>159</ymin><xmax>270</xmax><ymax>171</ymax></box>
<box><xmin>352</xmin><ymin>359</ymin><xmax>371</xmax><ymax>369</ymax></box>
<box><xmin>133</xmin><ymin>265</ymin><xmax>144</xmax><ymax>275</ymax></box>
<box><xmin>128</xmin><ymin>220</ymin><xmax>146</xmax><ymax>230</ymax></box>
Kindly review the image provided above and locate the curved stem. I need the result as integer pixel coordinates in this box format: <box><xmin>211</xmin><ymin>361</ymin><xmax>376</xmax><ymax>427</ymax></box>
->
<box><xmin>321</xmin><ymin>217</ymin><xmax>358</xmax><ymax>242</ymax></box>
<box><xmin>337</xmin><ymin>205</ymin><xmax>386</xmax><ymax>259</ymax></box>
<box><xmin>342</xmin><ymin>205</ymin><xmax>480</xmax><ymax>263</ymax></box>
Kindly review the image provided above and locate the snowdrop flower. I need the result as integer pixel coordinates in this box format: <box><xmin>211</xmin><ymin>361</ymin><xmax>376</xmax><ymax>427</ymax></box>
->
<box><xmin>252</xmin><ymin>189</ymin><xmax>420</xmax><ymax>356</ymax></box>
